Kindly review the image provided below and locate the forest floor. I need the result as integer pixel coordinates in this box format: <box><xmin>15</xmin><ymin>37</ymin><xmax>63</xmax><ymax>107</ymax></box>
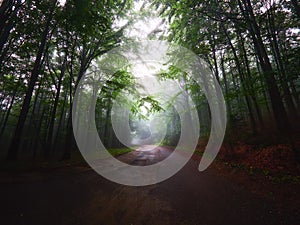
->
<box><xmin>0</xmin><ymin>144</ymin><xmax>300</xmax><ymax>225</ymax></box>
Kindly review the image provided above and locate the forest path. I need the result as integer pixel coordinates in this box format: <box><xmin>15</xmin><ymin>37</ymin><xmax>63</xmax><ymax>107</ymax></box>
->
<box><xmin>116</xmin><ymin>145</ymin><xmax>174</xmax><ymax>165</ymax></box>
<box><xmin>1</xmin><ymin>146</ymin><xmax>299</xmax><ymax>225</ymax></box>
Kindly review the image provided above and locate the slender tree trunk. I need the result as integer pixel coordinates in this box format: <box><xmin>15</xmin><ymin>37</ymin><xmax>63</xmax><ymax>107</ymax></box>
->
<box><xmin>27</xmin><ymin>86</ymin><xmax>46</xmax><ymax>157</ymax></box>
<box><xmin>0</xmin><ymin>100</ymin><xmax>11</xmax><ymax>136</ymax></box>
<box><xmin>0</xmin><ymin>83</ymin><xmax>18</xmax><ymax>138</ymax></box>
<box><xmin>32</xmin><ymin>107</ymin><xmax>46</xmax><ymax>159</ymax></box>
<box><xmin>266</xmin><ymin>8</ymin><xmax>297</xmax><ymax>118</ymax></box>
<box><xmin>230</xmin><ymin>69</ymin><xmax>246</xmax><ymax>124</ymax></box>
<box><xmin>254</xmin><ymin>53</ymin><xmax>271</xmax><ymax>115</ymax></box>
<box><xmin>27</xmin><ymin>81</ymin><xmax>44</xmax><ymax>153</ymax></box>
<box><xmin>0</xmin><ymin>0</ymin><xmax>22</xmax><ymax>63</ymax></box>
<box><xmin>0</xmin><ymin>96</ymin><xmax>9</xmax><ymax>129</ymax></box>
<box><xmin>53</xmin><ymin>91</ymin><xmax>67</xmax><ymax>154</ymax></box>
<box><xmin>236</xmin><ymin>27</ymin><xmax>264</xmax><ymax>128</ymax></box>
<box><xmin>221</xmin><ymin>22</ymin><xmax>257</xmax><ymax>133</ymax></box>
<box><xmin>0</xmin><ymin>0</ymin><xmax>14</xmax><ymax>55</ymax></box>
<box><xmin>62</xmin><ymin>79</ymin><xmax>73</xmax><ymax>160</ymax></box>
<box><xmin>238</xmin><ymin>0</ymin><xmax>290</xmax><ymax>131</ymax></box>
<box><xmin>6</xmin><ymin>0</ymin><xmax>57</xmax><ymax>160</ymax></box>
<box><xmin>220</xmin><ymin>53</ymin><xmax>232</xmax><ymax>117</ymax></box>
<box><xmin>210</xmin><ymin>35</ymin><xmax>220</xmax><ymax>83</ymax></box>
<box><xmin>45</xmin><ymin>64</ymin><xmax>65</xmax><ymax>157</ymax></box>
<box><xmin>104</xmin><ymin>96</ymin><xmax>112</xmax><ymax>148</ymax></box>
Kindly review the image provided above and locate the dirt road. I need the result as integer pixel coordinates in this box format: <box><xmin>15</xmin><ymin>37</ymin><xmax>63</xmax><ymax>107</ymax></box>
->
<box><xmin>1</xmin><ymin>146</ymin><xmax>299</xmax><ymax>225</ymax></box>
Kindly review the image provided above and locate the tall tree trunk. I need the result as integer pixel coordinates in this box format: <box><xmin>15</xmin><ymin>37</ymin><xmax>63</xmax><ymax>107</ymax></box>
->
<box><xmin>237</xmin><ymin>0</ymin><xmax>290</xmax><ymax>131</ymax></box>
<box><xmin>28</xmin><ymin>86</ymin><xmax>43</xmax><ymax>152</ymax></box>
<box><xmin>62</xmin><ymin>75</ymin><xmax>73</xmax><ymax>160</ymax></box>
<box><xmin>0</xmin><ymin>0</ymin><xmax>22</xmax><ymax>61</ymax></box>
<box><xmin>6</xmin><ymin>0</ymin><xmax>57</xmax><ymax>160</ymax></box>
<box><xmin>32</xmin><ymin>107</ymin><xmax>46</xmax><ymax>159</ymax></box>
<box><xmin>221</xmin><ymin>22</ymin><xmax>257</xmax><ymax>133</ymax></box>
<box><xmin>210</xmin><ymin>35</ymin><xmax>220</xmax><ymax>83</ymax></box>
<box><xmin>220</xmin><ymin>53</ymin><xmax>232</xmax><ymax>118</ymax></box>
<box><xmin>0</xmin><ymin>0</ymin><xmax>14</xmax><ymax>54</ymax></box>
<box><xmin>0</xmin><ymin>96</ymin><xmax>9</xmax><ymax>129</ymax></box>
<box><xmin>0</xmin><ymin>94</ymin><xmax>15</xmax><ymax>138</ymax></box>
<box><xmin>266</xmin><ymin>8</ymin><xmax>297</xmax><ymax>118</ymax></box>
<box><xmin>45</xmin><ymin>64</ymin><xmax>65</xmax><ymax>157</ymax></box>
<box><xmin>104</xmin><ymin>96</ymin><xmax>112</xmax><ymax>148</ymax></box>
<box><xmin>236</xmin><ymin>26</ymin><xmax>264</xmax><ymax>128</ymax></box>
<box><xmin>0</xmin><ymin>77</ymin><xmax>20</xmax><ymax>138</ymax></box>
<box><xmin>53</xmin><ymin>91</ymin><xmax>67</xmax><ymax>153</ymax></box>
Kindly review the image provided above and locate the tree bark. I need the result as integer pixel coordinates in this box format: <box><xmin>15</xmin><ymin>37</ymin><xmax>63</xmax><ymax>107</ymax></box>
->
<box><xmin>221</xmin><ymin>22</ymin><xmax>257</xmax><ymax>133</ymax></box>
<box><xmin>45</xmin><ymin>63</ymin><xmax>65</xmax><ymax>157</ymax></box>
<box><xmin>237</xmin><ymin>0</ymin><xmax>290</xmax><ymax>131</ymax></box>
<box><xmin>266</xmin><ymin>8</ymin><xmax>297</xmax><ymax>118</ymax></box>
<box><xmin>6</xmin><ymin>0</ymin><xmax>57</xmax><ymax>160</ymax></box>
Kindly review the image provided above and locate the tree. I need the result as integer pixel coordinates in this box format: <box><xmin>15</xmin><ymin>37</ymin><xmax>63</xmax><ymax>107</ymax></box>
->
<box><xmin>7</xmin><ymin>0</ymin><xmax>58</xmax><ymax>160</ymax></box>
<box><xmin>153</xmin><ymin>0</ymin><xmax>299</xmax><ymax>133</ymax></box>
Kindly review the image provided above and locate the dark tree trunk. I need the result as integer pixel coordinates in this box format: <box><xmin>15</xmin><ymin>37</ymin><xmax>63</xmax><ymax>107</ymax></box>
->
<box><xmin>53</xmin><ymin>91</ymin><xmax>67</xmax><ymax>153</ymax></box>
<box><xmin>266</xmin><ymin>8</ymin><xmax>297</xmax><ymax>118</ymax></box>
<box><xmin>0</xmin><ymin>0</ymin><xmax>22</xmax><ymax>61</ymax></box>
<box><xmin>221</xmin><ymin>22</ymin><xmax>257</xmax><ymax>133</ymax></box>
<box><xmin>0</xmin><ymin>0</ymin><xmax>13</xmax><ymax>54</ymax></box>
<box><xmin>237</xmin><ymin>0</ymin><xmax>290</xmax><ymax>132</ymax></box>
<box><xmin>220</xmin><ymin>53</ymin><xmax>232</xmax><ymax>118</ymax></box>
<box><xmin>32</xmin><ymin>107</ymin><xmax>46</xmax><ymax>159</ymax></box>
<box><xmin>62</xmin><ymin>114</ymin><xmax>72</xmax><ymax>160</ymax></box>
<box><xmin>6</xmin><ymin>0</ymin><xmax>57</xmax><ymax>160</ymax></box>
<box><xmin>104</xmin><ymin>96</ymin><xmax>112</xmax><ymax>148</ymax></box>
<box><xmin>0</xmin><ymin>76</ymin><xmax>22</xmax><ymax>138</ymax></box>
<box><xmin>0</xmin><ymin>92</ymin><xmax>15</xmax><ymax>138</ymax></box>
<box><xmin>62</xmin><ymin>78</ymin><xmax>73</xmax><ymax>160</ymax></box>
<box><xmin>45</xmin><ymin>64</ymin><xmax>65</xmax><ymax>157</ymax></box>
<box><xmin>236</xmin><ymin>28</ymin><xmax>264</xmax><ymax>128</ymax></box>
<box><xmin>210</xmin><ymin>35</ymin><xmax>220</xmax><ymax>83</ymax></box>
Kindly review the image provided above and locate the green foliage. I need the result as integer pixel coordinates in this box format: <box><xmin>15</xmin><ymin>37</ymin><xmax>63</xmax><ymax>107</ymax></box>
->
<box><xmin>130</xmin><ymin>95</ymin><xmax>165</xmax><ymax>120</ymax></box>
<box><xmin>153</xmin><ymin>0</ymin><xmax>300</xmax><ymax>134</ymax></box>
<box><xmin>0</xmin><ymin>0</ymin><xmax>134</xmax><ymax>158</ymax></box>
<box><xmin>0</xmin><ymin>0</ymin><xmax>299</xmax><ymax>161</ymax></box>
